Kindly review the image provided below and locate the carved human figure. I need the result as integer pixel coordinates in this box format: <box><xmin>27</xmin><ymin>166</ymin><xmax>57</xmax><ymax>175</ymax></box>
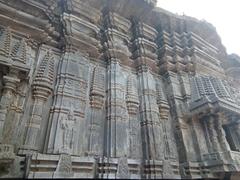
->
<box><xmin>129</xmin><ymin>126</ymin><xmax>140</xmax><ymax>158</ymax></box>
<box><xmin>60</xmin><ymin>110</ymin><xmax>76</xmax><ymax>154</ymax></box>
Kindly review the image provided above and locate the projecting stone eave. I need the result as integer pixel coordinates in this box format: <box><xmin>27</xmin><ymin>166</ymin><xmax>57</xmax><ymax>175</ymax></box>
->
<box><xmin>0</xmin><ymin>1</ymin><xmax>60</xmax><ymax>47</ymax></box>
<box><xmin>189</xmin><ymin>95</ymin><xmax>240</xmax><ymax>117</ymax></box>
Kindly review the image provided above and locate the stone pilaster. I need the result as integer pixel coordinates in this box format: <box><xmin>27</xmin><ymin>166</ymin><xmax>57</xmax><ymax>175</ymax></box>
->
<box><xmin>103</xmin><ymin>11</ymin><xmax>130</xmax><ymax>158</ymax></box>
<box><xmin>132</xmin><ymin>21</ymin><xmax>164</xmax><ymax>179</ymax></box>
<box><xmin>216</xmin><ymin>112</ymin><xmax>231</xmax><ymax>151</ymax></box>
<box><xmin>0</xmin><ymin>69</ymin><xmax>20</xmax><ymax>143</ymax></box>
<box><xmin>126</xmin><ymin>75</ymin><xmax>141</xmax><ymax>158</ymax></box>
<box><xmin>21</xmin><ymin>52</ymin><xmax>54</xmax><ymax>153</ymax></box>
<box><xmin>87</xmin><ymin>66</ymin><xmax>105</xmax><ymax>156</ymax></box>
<box><xmin>207</xmin><ymin>115</ymin><xmax>221</xmax><ymax>152</ymax></box>
<box><xmin>158</xmin><ymin>102</ymin><xmax>173</xmax><ymax>159</ymax></box>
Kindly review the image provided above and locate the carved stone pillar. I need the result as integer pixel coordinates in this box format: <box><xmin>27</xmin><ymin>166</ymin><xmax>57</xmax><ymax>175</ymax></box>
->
<box><xmin>105</xmin><ymin>61</ymin><xmax>129</xmax><ymax>157</ymax></box>
<box><xmin>0</xmin><ymin>27</ymin><xmax>29</xmax><ymax>147</ymax></box>
<box><xmin>158</xmin><ymin>102</ymin><xmax>175</xmax><ymax>159</ymax></box>
<box><xmin>103</xmin><ymin>11</ymin><xmax>130</xmax><ymax>158</ymax></box>
<box><xmin>132</xmin><ymin>21</ymin><xmax>163</xmax><ymax>162</ymax></box>
<box><xmin>216</xmin><ymin>112</ymin><xmax>231</xmax><ymax>151</ymax></box>
<box><xmin>23</xmin><ymin>99</ymin><xmax>46</xmax><ymax>151</ymax></box>
<box><xmin>21</xmin><ymin>52</ymin><xmax>54</xmax><ymax>152</ymax></box>
<box><xmin>53</xmin><ymin>154</ymin><xmax>73</xmax><ymax>178</ymax></box>
<box><xmin>207</xmin><ymin>115</ymin><xmax>221</xmax><ymax>152</ymax></box>
<box><xmin>203</xmin><ymin>119</ymin><xmax>214</xmax><ymax>153</ymax></box>
<box><xmin>126</xmin><ymin>75</ymin><xmax>141</xmax><ymax>159</ymax></box>
<box><xmin>0</xmin><ymin>69</ymin><xmax>20</xmax><ymax>143</ymax></box>
<box><xmin>87</xmin><ymin>67</ymin><xmax>105</xmax><ymax>156</ymax></box>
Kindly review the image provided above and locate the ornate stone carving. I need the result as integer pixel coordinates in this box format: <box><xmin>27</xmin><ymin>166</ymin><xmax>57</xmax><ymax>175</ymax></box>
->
<box><xmin>54</xmin><ymin>154</ymin><xmax>73</xmax><ymax>178</ymax></box>
<box><xmin>32</xmin><ymin>52</ymin><xmax>55</xmax><ymax>100</ymax></box>
<box><xmin>0</xmin><ymin>0</ymin><xmax>240</xmax><ymax>179</ymax></box>
<box><xmin>215</xmin><ymin>112</ymin><xmax>231</xmax><ymax>151</ymax></box>
<box><xmin>0</xmin><ymin>69</ymin><xmax>20</xmax><ymax>143</ymax></box>
<box><xmin>0</xmin><ymin>144</ymin><xmax>15</xmax><ymax>163</ymax></box>
<box><xmin>0</xmin><ymin>27</ymin><xmax>11</xmax><ymax>57</ymax></box>
<box><xmin>207</xmin><ymin>116</ymin><xmax>221</xmax><ymax>152</ymax></box>
<box><xmin>11</xmin><ymin>39</ymin><xmax>27</xmax><ymax>64</ymax></box>
<box><xmin>60</xmin><ymin>110</ymin><xmax>76</xmax><ymax>154</ymax></box>
<box><xmin>89</xmin><ymin>66</ymin><xmax>105</xmax><ymax>109</ymax></box>
<box><xmin>0</xmin><ymin>144</ymin><xmax>15</xmax><ymax>177</ymax></box>
<box><xmin>126</xmin><ymin>75</ymin><xmax>139</xmax><ymax>115</ymax></box>
<box><xmin>116</xmin><ymin>156</ymin><xmax>129</xmax><ymax>179</ymax></box>
<box><xmin>22</xmin><ymin>51</ymin><xmax>55</xmax><ymax>152</ymax></box>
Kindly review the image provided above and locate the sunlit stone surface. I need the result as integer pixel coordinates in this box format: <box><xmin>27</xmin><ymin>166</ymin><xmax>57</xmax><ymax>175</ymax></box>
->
<box><xmin>0</xmin><ymin>0</ymin><xmax>239</xmax><ymax>179</ymax></box>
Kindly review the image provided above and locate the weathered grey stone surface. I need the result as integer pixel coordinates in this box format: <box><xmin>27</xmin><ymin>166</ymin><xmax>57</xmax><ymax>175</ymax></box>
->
<box><xmin>0</xmin><ymin>0</ymin><xmax>239</xmax><ymax>179</ymax></box>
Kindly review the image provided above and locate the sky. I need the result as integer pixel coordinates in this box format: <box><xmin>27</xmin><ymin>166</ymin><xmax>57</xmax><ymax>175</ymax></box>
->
<box><xmin>157</xmin><ymin>0</ymin><xmax>240</xmax><ymax>55</ymax></box>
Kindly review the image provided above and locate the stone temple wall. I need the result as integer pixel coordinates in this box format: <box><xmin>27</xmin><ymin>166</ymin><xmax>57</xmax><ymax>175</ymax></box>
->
<box><xmin>0</xmin><ymin>0</ymin><xmax>239</xmax><ymax>179</ymax></box>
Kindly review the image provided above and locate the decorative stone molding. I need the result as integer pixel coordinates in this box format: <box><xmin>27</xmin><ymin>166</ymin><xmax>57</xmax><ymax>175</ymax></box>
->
<box><xmin>0</xmin><ymin>0</ymin><xmax>239</xmax><ymax>179</ymax></box>
<box><xmin>126</xmin><ymin>75</ymin><xmax>139</xmax><ymax>115</ymax></box>
<box><xmin>32</xmin><ymin>52</ymin><xmax>54</xmax><ymax>101</ymax></box>
<box><xmin>0</xmin><ymin>27</ymin><xmax>11</xmax><ymax>57</ymax></box>
<box><xmin>62</xmin><ymin>13</ymin><xmax>100</xmax><ymax>56</ymax></box>
<box><xmin>89</xmin><ymin>67</ymin><xmax>105</xmax><ymax>109</ymax></box>
<box><xmin>116</xmin><ymin>156</ymin><xmax>129</xmax><ymax>179</ymax></box>
<box><xmin>53</xmin><ymin>154</ymin><xmax>73</xmax><ymax>178</ymax></box>
<box><xmin>0</xmin><ymin>144</ymin><xmax>15</xmax><ymax>164</ymax></box>
<box><xmin>11</xmin><ymin>39</ymin><xmax>27</xmax><ymax>64</ymax></box>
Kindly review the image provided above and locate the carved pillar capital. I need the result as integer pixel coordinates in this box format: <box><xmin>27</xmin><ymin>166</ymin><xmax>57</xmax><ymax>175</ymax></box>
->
<box><xmin>2</xmin><ymin>75</ymin><xmax>20</xmax><ymax>93</ymax></box>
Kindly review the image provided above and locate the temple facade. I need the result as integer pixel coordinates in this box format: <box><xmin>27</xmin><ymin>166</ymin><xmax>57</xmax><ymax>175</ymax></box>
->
<box><xmin>0</xmin><ymin>0</ymin><xmax>239</xmax><ymax>179</ymax></box>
